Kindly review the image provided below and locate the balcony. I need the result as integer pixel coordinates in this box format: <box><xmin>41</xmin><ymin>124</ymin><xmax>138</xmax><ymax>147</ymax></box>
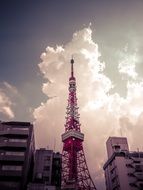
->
<box><xmin>110</xmin><ymin>162</ymin><xmax>116</xmax><ymax>171</ymax></box>
<box><xmin>129</xmin><ymin>182</ymin><xmax>138</xmax><ymax>187</ymax></box>
<box><xmin>111</xmin><ymin>171</ymin><xmax>117</xmax><ymax>180</ymax></box>
<box><xmin>126</xmin><ymin>163</ymin><xmax>134</xmax><ymax>168</ymax></box>
<box><xmin>0</xmin><ymin>170</ymin><xmax>22</xmax><ymax>177</ymax></box>
<box><xmin>0</xmin><ymin>154</ymin><xmax>25</xmax><ymax>162</ymax></box>
<box><xmin>0</xmin><ymin>128</ymin><xmax>29</xmax><ymax>136</ymax></box>
<box><xmin>128</xmin><ymin>172</ymin><xmax>135</xmax><ymax>177</ymax></box>
<box><xmin>134</xmin><ymin>173</ymin><xmax>143</xmax><ymax>181</ymax></box>
<box><xmin>0</xmin><ymin>141</ymin><xmax>27</xmax><ymax>148</ymax></box>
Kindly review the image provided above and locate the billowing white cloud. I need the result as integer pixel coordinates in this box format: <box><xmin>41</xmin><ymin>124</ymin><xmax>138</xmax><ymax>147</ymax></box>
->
<box><xmin>0</xmin><ymin>87</ymin><xmax>14</xmax><ymax>119</ymax></box>
<box><xmin>33</xmin><ymin>27</ymin><xmax>143</xmax><ymax>190</ymax></box>
<box><xmin>118</xmin><ymin>44</ymin><xmax>139</xmax><ymax>79</ymax></box>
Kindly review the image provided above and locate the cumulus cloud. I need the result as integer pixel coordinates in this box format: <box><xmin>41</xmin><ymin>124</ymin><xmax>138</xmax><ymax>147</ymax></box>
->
<box><xmin>33</xmin><ymin>27</ymin><xmax>143</xmax><ymax>190</ymax></box>
<box><xmin>0</xmin><ymin>84</ymin><xmax>15</xmax><ymax>119</ymax></box>
<box><xmin>118</xmin><ymin>44</ymin><xmax>139</xmax><ymax>79</ymax></box>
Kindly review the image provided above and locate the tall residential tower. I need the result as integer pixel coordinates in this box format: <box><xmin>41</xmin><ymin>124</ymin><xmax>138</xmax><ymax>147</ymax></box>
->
<box><xmin>0</xmin><ymin>121</ymin><xmax>35</xmax><ymax>190</ymax></box>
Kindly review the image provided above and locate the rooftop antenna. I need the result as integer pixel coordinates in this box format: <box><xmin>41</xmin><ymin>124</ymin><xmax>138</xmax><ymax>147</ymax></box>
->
<box><xmin>53</xmin><ymin>138</ymin><xmax>56</xmax><ymax>152</ymax></box>
<box><xmin>120</xmin><ymin>127</ymin><xmax>123</xmax><ymax>137</ymax></box>
<box><xmin>137</xmin><ymin>148</ymin><xmax>140</xmax><ymax>158</ymax></box>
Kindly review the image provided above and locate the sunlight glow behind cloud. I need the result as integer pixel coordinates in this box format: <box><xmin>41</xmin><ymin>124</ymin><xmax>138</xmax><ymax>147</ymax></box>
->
<box><xmin>118</xmin><ymin>45</ymin><xmax>139</xmax><ymax>79</ymax></box>
<box><xmin>33</xmin><ymin>27</ymin><xmax>143</xmax><ymax>189</ymax></box>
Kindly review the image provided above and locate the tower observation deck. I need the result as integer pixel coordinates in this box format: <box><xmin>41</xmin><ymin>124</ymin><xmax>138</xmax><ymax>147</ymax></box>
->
<box><xmin>61</xmin><ymin>58</ymin><xmax>97</xmax><ymax>190</ymax></box>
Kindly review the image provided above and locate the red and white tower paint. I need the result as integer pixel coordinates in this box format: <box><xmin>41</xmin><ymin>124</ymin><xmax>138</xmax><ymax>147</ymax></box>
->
<box><xmin>61</xmin><ymin>58</ymin><xmax>97</xmax><ymax>190</ymax></box>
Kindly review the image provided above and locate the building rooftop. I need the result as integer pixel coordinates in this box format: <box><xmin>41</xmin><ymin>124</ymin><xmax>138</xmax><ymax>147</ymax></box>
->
<box><xmin>1</xmin><ymin>121</ymin><xmax>32</xmax><ymax>126</ymax></box>
<box><xmin>103</xmin><ymin>150</ymin><xmax>143</xmax><ymax>170</ymax></box>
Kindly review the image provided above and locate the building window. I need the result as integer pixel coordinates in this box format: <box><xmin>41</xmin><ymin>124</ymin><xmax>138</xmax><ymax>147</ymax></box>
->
<box><xmin>128</xmin><ymin>173</ymin><xmax>135</xmax><ymax>177</ymax></box>
<box><xmin>139</xmin><ymin>183</ymin><xmax>143</xmax><ymax>188</ymax></box>
<box><xmin>11</xmin><ymin>127</ymin><xmax>29</xmax><ymax>131</ymax></box>
<box><xmin>44</xmin><ymin>166</ymin><xmax>50</xmax><ymax>171</ymax></box>
<box><xmin>36</xmin><ymin>172</ymin><xmax>42</xmax><ymax>179</ymax></box>
<box><xmin>133</xmin><ymin>160</ymin><xmax>140</xmax><ymax>164</ymax></box>
<box><xmin>110</xmin><ymin>169</ymin><xmax>114</xmax><ymax>174</ymax></box>
<box><xmin>114</xmin><ymin>145</ymin><xmax>120</xmax><ymax>152</ymax></box>
<box><xmin>135</xmin><ymin>164</ymin><xmax>143</xmax><ymax>172</ymax></box>
<box><xmin>55</xmin><ymin>170</ymin><xmax>59</xmax><ymax>175</ymax></box>
<box><xmin>5</xmin><ymin>151</ymin><xmax>25</xmax><ymax>156</ymax></box>
<box><xmin>126</xmin><ymin>163</ymin><xmax>134</xmax><ymax>168</ymax></box>
<box><xmin>45</xmin><ymin>156</ymin><xmax>51</xmax><ymax>161</ymax></box>
<box><xmin>43</xmin><ymin>176</ymin><xmax>49</xmax><ymax>181</ymax></box>
<box><xmin>130</xmin><ymin>183</ymin><xmax>138</xmax><ymax>187</ymax></box>
<box><xmin>0</xmin><ymin>181</ymin><xmax>20</xmax><ymax>188</ymax></box>
<box><xmin>9</xmin><ymin>139</ymin><xmax>27</xmax><ymax>143</ymax></box>
<box><xmin>2</xmin><ymin>165</ymin><xmax>22</xmax><ymax>171</ymax></box>
<box><xmin>55</xmin><ymin>160</ymin><xmax>60</xmax><ymax>165</ymax></box>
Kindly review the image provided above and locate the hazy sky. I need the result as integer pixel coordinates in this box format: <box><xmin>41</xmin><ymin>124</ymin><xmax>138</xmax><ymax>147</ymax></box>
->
<box><xmin>1</xmin><ymin>1</ymin><xmax>143</xmax><ymax>189</ymax></box>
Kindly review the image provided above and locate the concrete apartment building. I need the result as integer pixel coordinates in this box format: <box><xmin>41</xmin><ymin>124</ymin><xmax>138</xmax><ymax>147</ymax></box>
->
<box><xmin>103</xmin><ymin>137</ymin><xmax>143</xmax><ymax>190</ymax></box>
<box><xmin>0</xmin><ymin>121</ymin><xmax>35</xmax><ymax>190</ymax></box>
<box><xmin>28</xmin><ymin>148</ymin><xmax>61</xmax><ymax>190</ymax></box>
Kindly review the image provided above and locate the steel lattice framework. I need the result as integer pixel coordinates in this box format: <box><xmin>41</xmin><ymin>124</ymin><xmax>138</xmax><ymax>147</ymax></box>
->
<box><xmin>61</xmin><ymin>58</ymin><xmax>97</xmax><ymax>190</ymax></box>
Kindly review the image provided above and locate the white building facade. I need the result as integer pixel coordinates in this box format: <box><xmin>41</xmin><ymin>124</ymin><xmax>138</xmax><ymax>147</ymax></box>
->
<box><xmin>103</xmin><ymin>137</ymin><xmax>143</xmax><ymax>190</ymax></box>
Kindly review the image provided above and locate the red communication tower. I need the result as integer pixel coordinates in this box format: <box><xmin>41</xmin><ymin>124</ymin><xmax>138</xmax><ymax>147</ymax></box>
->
<box><xmin>61</xmin><ymin>58</ymin><xmax>97</xmax><ymax>190</ymax></box>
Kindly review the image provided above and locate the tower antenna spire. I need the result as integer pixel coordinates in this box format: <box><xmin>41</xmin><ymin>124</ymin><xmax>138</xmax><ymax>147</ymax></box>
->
<box><xmin>70</xmin><ymin>56</ymin><xmax>74</xmax><ymax>78</ymax></box>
